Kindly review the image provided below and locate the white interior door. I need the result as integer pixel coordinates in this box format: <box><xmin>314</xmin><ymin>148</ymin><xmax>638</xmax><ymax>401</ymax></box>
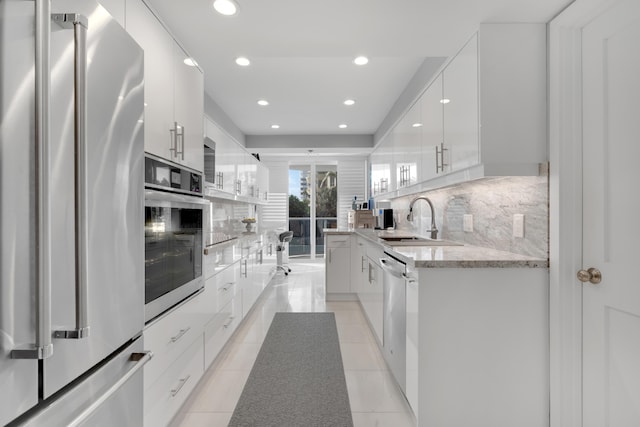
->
<box><xmin>582</xmin><ymin>0</ymin><xmax>640</xmax><ymax>424</ymax></box>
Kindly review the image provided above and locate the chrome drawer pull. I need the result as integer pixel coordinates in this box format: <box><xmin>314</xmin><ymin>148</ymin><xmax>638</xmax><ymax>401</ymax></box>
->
<box><xmin>170</xmin><ymin>375</ymin><xmax>191</xmax><ymax>397</ymax></box>
<box><xmin>220</xmin><ymin>282</ymin><xmax>235</xmax><ymax>292</ymax></box>
<box><xmin>170</xmin><ymin>327</ymin><xmax>191</xmax><ymax>343</ymax></box>
<box><xmin>223</xmin><ymin>316</ymin><xmax>235</xmax><ymax>328</ymax></box>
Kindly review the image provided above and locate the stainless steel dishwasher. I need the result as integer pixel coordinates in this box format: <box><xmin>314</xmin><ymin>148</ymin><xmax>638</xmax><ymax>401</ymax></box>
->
<box><xmin>379</xmin><ymin>252</ymin><xmax>411</xmax><ymax>393</ymax></box>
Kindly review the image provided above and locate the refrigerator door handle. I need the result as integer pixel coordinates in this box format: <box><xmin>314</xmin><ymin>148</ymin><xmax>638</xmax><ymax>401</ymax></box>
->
<box><xmin>51</xmin><ymin>13</ymin><xmax>91</xmax><ymax>340</ymax></box>
<box><xmin>11</xmin><ymin>0</ymin><xmax>54</xmax><ymax>361</ymax></box>
<box><xmin>66</xmin><ymin>351</ymin><xmax>153</xmax><ymax>427</ymax></box>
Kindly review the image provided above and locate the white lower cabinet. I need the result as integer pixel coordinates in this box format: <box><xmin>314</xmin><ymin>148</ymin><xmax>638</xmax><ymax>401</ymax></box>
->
<box><xmin>216</xmin><ymin>262</ymin><xmax>240</xmax><ymax>312</ymax></box>
<box><xmin>143</xmin><ymin>294</ymin><xmax>204</xmax><ymax>392</ymax></box>
<box><xmin>143</xmin><ymin>235</ymin><xmax>276</xmax><ymax>426</ymax></box>
<box><xmin>405</xmin><ymin>277</ymin><xmax>419</xmax><ymax>419</ymax></box>
<box><xmin>204</xmin><ymin>293</ymin><xmax>243</xmax><ymax>369</ymax></box>
<box><xmin>410</xmin><ymin>267</ymin><xmax>548</xmax><ymax>427</ymax></box>
<box><xmin>358</xmin><ymin>241</ymin><xmax>384</xmax><ymax>345</ymax></box>
<box><xmin>144</xmin><ymin>338</ymin><xmax>204</xmax><ymax>427</ymax></box>
<box><xmin>325</xmin><ymin>234</ymin><xmax>352</xmax><ymax>298</ymax></box>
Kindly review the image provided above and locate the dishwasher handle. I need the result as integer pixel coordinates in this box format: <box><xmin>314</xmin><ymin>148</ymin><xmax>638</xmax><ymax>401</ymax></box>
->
<box><xmin>380</xmin><ymin>258</ymin><xmax>406</xmax><ymax>279</ymax></box>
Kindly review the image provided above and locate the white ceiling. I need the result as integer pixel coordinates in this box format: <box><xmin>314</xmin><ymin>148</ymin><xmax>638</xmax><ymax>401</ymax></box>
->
<box><xmin>145</xmin><ymin>0</ymin><xmax>571</xmax><ymax>138</ymax></box>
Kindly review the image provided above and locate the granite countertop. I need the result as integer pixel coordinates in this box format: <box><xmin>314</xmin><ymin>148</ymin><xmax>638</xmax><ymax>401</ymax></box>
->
<box><xmin>324</xmin><ymin>228</ymin><xmax>548</xmax><ymax>268</ymax></box>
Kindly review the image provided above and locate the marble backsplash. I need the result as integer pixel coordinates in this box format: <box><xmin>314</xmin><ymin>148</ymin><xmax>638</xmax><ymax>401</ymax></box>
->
<box><xmin>384</xmin><ymin>172</ymin><xmax>548</xmax><ymax>259</ymax></box>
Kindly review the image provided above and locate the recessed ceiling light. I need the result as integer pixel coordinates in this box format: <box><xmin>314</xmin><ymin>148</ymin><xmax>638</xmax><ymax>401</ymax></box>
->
<box><xmin>271</xmin><ymin>124</ymin><xmax>280</xmax><ymax>129</ymax></box>
<box><xmin>353</xmin><ymin>56</ymin><xmax>369</xmax><ymax>66</ymax></box>
<box><xmin>183</xmin><ymin>57</ymin><xmax>198</xmax><ymax>67</ymax></box>
<box><xmin>344</xmin><ymin>99</ymin><xmax>355</xmax><ymax>106</ymax></box>
<box><xmin>235</xmin><ymin>56</ymin><xmax>250</xmax><ymax>66</ymax></box>
<box><xmin>213</xmin><ymin>0</ymin><xmax>238</xmax><ymax>16</ymax></box>
<box><xmin>440</xmin><ymin>98</ymin><xmax>451</xmax><ymax>104</ymax></box>
<box><xmin>257</xmin><ymin>99</ymin><xmax>269</xmax><ymax>106</ymax></box>
<box><xmin>412</xmin><ymin>123</ymin><xmax>423</xmax><ymax>128</ymax></box>
<box><xmin>339</xmin><ymin>124</ymin><xmax>348</xmax><ymax>129</ymax></box>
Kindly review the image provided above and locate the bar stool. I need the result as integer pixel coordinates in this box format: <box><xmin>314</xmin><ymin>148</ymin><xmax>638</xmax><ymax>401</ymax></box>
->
<box><xmin>276</xmin><ymin>231</ymin><xmax>293</xmax><ymax>276</ymax></box>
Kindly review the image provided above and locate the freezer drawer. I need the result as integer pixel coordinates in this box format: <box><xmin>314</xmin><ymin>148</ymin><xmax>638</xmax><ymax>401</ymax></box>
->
<box><xmin>15</xmin><ymin>338</ymin><xmax>150</xmax><ymax>427</ymax></box>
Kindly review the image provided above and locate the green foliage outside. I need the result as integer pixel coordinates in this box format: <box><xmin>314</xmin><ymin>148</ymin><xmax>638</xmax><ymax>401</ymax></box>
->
<box><xmin>315</xmin><ymin>185</ymin><xmax>337</xmax><ymax>217</ymax></box>
<box><xmin>289</xmin><ymin>170</ymin><xmax>337</xmax><ymax>218</ymax></box>
<box><xmin>289</xmin><ymin>195</ymin><xmax>309</xmax><ymax>217</ymax></box>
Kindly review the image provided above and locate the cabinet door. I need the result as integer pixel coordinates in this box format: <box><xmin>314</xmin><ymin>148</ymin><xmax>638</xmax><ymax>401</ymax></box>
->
<box><xmin>443</xmin><ymin>34</ymin><xmax>479</xmax><ymax>172</ymax></box>
<box><xmin>350</xmin><ymin>238</ymin><xmax>367</xmax><ymax>294</ymax></box>
<box><xmin>217</xmin><ymin>134</ymin><xmax>238</xmax><ymax>194</ymax></box>
<box><xmin>378</xmin><ymin>135</ymin><xmax>393</xmax><ymax>194</ymax></box>
<box><xmin>406</xmin><ymin>277</ymin><xmax>419</xmax><ymax>417</ymax></box>
<box><xmin>240</xmin><ymin>255</ymin><xmax>258</xmax><ymax>317</ymax></box>
<box><xmin>395</xmin><ymin>103</ymin><xmax>420</xmax><ymax>187</ymax></box>
<box><xmin>326</xmin><ymin>246</ymin><xmax>351</xmax><ymax>293</ymax></box>
<box><xmin>125</xmin><ymin>0</ymin><xmax>174</xmax><ymax>161</ymax></box>
<box><xmin>246</xmin><ymin>156</ymin><xmax>258</xmax><ymax>199</ymax></box>
<box><xmin>256</xmin><ymin>163</ymin><xmax>269</xmax><ymax>201</ymax></box>
<box><xmin>173</xmin><ymin>44</ymin><xmax>204</xmax><ymax>172</ymax></box>
<box><xmin>420</xmin><ymin>74</ymin><xmax>444</xmax><ymax>179</ymax></box>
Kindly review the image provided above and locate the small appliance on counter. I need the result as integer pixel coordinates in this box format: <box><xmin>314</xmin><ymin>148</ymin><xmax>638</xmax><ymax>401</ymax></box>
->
<box><xmin>382</xmin><ymin>208</ymin><xmax>394</xmax><ymax>229</ymax></box>
<box><xmin>348</xmin><ymin>210</ymin><xmax>376</xmax><ymax>228</ymax></box>
<box><xmin>374</xmin><ymin>208</ymin><xmax>395</xmax><ymax>229</ymax></box>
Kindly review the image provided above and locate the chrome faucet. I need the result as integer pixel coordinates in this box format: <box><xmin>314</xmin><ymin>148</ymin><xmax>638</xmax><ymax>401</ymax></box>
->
<box><xmin>407</xmin><ymin>196</ymin><xmax>438</xmax><ymax>239</ymax></box>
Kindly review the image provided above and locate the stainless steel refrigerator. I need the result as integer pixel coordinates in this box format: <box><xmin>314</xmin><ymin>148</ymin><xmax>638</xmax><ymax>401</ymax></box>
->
<box><xmin>0</xmin><ymin>1</ymin><xmax>150</xmax><ymax>425</ymax></box>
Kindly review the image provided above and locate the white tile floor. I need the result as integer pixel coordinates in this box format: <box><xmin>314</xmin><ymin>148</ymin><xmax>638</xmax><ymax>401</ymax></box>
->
<box><xmin>170</xmin><ymin>259</ymin><xmax>415</xmax><ymax>427</ymax></box>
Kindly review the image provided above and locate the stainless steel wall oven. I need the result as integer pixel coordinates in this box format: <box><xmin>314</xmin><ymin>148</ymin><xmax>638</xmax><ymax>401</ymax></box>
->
<box><xmin>144</xmin><ymin>155</ymin><xmax>205</xmax><ymax>322</ymax></box>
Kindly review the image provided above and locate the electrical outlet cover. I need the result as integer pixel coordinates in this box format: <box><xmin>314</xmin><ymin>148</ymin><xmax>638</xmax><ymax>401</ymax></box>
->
<box><xmin>463</xmin><ymin>214</ymin><xmax>473</xmax><ymax>232</ymax></box>
<box><xmin>513</xmin><ymin>214</ymin><xmax>525</xmax><ymax>238</ymax></box>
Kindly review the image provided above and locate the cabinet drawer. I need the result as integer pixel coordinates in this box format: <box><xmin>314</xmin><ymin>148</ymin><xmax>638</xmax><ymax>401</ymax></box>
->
<box><xmin>327</xmin><ymin>234</ymin><xmax>351</xmax><ymax>248</ymax></box>
<box><xmin>144</xmin><ymin>338</ymin><xmax>204</xmax><ymax>427</ymax></box>
<box><xmin>217</xmin><ymin>281</ymin><xmax>238</xmax><ymax>313</ymax></box>
<box><xmin>210</xmin><ymin>262</ymin><xmax>239</xmax><ymax>311</ymax></box>
<box><xmin>204</xmin><ymin>295</ymin><xmax>242</xmax><ymax>368</ymax></box>
<box><xmin>143</xmin><ymin>296</ymin><xmax>202</xmax><ymax>391</ymax></box>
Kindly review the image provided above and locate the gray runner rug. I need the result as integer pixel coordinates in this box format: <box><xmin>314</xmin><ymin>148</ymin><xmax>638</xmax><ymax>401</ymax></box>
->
<box><xmin>228</xmin><ymin>312</ymin><xmax>353</xmax><ymax>427</ymax></box>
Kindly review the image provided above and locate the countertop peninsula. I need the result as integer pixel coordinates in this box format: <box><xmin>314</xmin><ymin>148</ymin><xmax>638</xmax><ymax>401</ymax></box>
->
<box><xmin>324</xmin><ymin>228</ymin><xmax>548</xmax><ymax>268</ymax></box>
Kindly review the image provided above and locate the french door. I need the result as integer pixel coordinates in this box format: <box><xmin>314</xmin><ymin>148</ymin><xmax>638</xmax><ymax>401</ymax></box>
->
<box><xmin>288</xmin><ymin>163</ymin><xmax>337</xmax><ymax>259</ymax></box>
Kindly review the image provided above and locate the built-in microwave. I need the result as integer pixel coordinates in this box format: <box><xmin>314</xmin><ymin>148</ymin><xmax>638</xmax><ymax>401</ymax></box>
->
<box><xmin>144</xmin><ymin>155</ymin><xmax>205</xmax><ymax>322</ymax></box>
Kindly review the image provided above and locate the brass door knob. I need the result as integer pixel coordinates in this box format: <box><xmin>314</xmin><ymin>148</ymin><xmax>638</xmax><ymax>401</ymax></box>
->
<box><xmin>577</xmin><ymin>267</ymin><xmax>602</xmax><ymax>284</ymax></box>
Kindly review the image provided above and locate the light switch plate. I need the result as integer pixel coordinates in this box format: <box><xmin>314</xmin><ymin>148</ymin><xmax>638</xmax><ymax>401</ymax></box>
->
<box><xmin>463</xmin><ymin>214</ymin><xmax>473</xmax><ymax>232</ymax></box>
<box><xmin>513</xmin><ymin>214</ymin><xmax>525</xmax><ymax>238</ymax></box>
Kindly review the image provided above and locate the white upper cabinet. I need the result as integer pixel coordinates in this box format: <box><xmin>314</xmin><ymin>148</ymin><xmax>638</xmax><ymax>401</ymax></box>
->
<box><xmin>203</xmin><ymin>117</ymin><xmax>268</xmax><ymax>203</ymax></box>
<box><xmin>173</xmin><ymin>45</ymin><xmax>204</xmax><ymax>173</ymax></box>
<box><xmin>256</xmin><ymin>163</ymin><xmax>269</xmax><ymax>202</ymax></box>
<box><xmin>395</xmin><ymin>103</ymin><xmax>420</xmax><ymax>188</ymax></box>
<box><xmin>370</xmin><ymin>24</ymin><xmax>546</xmax><ymax>197</ymax></box>
<box><xmin>125</xmin><ymin>0</ymin><xmax>204</xmax><ymax>172</ymax></box>
<box><xmin>204</xmin><ymin>118</ymin><xmax>236</xmax><ymax>194</ymax></box>
<box><xmin>443</xmin><ymin>34</ymin><xmax>478</xmax><ymax>173</ymax></box>
<box><xmin>419</xmin><ymin>73</ymin><xmax>443</xmax><ymax>182</ymax></box>
<box><xmin>477</xmin><ymin>24</ymin><xmax>547</xmax><ymax>170</ymax></box>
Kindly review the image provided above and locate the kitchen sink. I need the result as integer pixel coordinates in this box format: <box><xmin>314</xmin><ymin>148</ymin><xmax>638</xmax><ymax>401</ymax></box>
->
<box><xmin>378</xmin><ymin>235</ymin><xmax>463</xmax><ymax>246</ymax></box>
